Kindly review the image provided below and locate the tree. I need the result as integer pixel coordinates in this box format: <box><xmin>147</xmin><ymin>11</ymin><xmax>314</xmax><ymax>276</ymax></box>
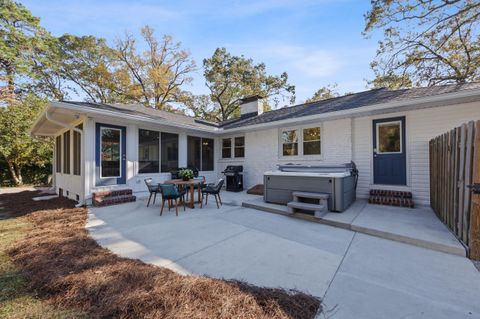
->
<box><xmin>364</xmin><ymin>0</ymin><xmax>480</xmax><ymax>88</ymax></box>
<box><xmin>0</xmin><ymin>0</ymin><xmax>53</xmax><ymax>100</ymax></box>
<box><xmin>0</xmin><ymin>95</ymin><xmax>52</xmax><ymax>185</ymax></box>
<box><xmin>306</xmin><ymin>84</ymin><xmax>340</xmax><ymax>103</ymax></box>
<box><xmin>114</xmin><ymin>26</ymin><xmax>196</xmax><ymax>109</ymax></box>
<box><xmin>200</xmin><ymin>48</ymin><xmax>295</xmax><ymax>121</ymax></box>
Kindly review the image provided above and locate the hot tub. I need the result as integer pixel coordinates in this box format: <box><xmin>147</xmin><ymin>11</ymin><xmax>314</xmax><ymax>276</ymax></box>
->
<box><xmin>263</xmin><ymin>162</ymin><xmax>358</xmax><ymax>212</ymax></box>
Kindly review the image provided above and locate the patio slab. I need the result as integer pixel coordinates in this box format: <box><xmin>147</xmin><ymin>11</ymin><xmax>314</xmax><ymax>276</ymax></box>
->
<box><xmin>323</xmin><ymin>233</ymin><xmax>480</xmax><ymax>319</ymax></box>
<box><xmin>242</xmin><ymin>197</ymin><xmax>466</xmax><ymax>256</ymax></box>
<box><xmin>88</xmin><ymin>196</ymin><xmax>480</xmax><ymax>318</ymax></box>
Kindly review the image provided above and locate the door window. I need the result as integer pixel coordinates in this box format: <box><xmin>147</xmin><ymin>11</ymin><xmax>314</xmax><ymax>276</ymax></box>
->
<box><xmin>376</xmin><ymin>121</ymin><xmax>402</xmax><ymax>154</ymax></box>
<box><xmin>100</xmin><ymin>127</ymin><xmax>121</xmax><ymax>178</ymax></box>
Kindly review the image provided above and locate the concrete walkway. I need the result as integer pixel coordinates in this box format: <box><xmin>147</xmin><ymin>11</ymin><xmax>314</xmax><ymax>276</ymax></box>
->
<box><xmin>87</xmin><ymin>195</ymin><xmax>480</xmax><ymax>319</ymax></box>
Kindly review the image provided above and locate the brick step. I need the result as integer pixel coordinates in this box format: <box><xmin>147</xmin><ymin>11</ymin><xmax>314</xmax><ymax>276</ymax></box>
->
<box><xmin>93</xmin><ymin>194</ymin><xmax>136</xmax><ymax>207</ymax></box>
<box><xmin>368</xmin><ymin>195</ymin><xmax>414</xmax><ymax>208</ymax></box>
<box><xmin>93</xmin><ymin>189</ymin><xmax>133</xmax><ymax>200</ymax></box>
<box><xmin>369</xmin><ymin>189</ymin><xmax>412</xmax><ymax>199</ymax></box>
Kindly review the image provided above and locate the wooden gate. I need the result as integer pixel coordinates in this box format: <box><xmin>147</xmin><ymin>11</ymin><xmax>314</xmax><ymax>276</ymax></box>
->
<box><xmin>429</xmin><ymin>120</ymin><xmax>480</xmax><ymax>260</ymax></box>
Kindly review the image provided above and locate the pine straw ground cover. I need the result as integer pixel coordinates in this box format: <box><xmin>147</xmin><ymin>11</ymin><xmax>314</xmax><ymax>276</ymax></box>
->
<box><xmin>1</xmin><ymin>191</ymin><xmax>321</xmax><ymax>318</ymax></box>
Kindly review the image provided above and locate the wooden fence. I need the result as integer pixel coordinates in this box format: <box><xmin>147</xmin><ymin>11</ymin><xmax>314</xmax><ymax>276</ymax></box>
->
<box><xmin>429</xmin><ymin>120</ymin><xmax>480</xmax><ymax>260</ymax></box>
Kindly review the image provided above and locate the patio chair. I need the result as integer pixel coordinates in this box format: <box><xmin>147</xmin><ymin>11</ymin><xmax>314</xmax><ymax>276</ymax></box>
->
<box><xmin>201</xmin><ymin>179</ymin><xmax>224</xmax><ymax>209</ymax></box>
<box><xmin>159</xmin><ymin>183</ymin><xmax>187</xmax><ymax>216</ymax></box>
<box><xmin>144</xmin><ymin>178</ymin><xmax>161</xmax><ymax>207</ymax></box>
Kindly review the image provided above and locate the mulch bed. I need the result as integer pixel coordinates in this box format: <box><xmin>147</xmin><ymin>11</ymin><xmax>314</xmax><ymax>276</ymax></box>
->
<box><xmin>247</xmin><ymin>184</ymin><xmax>264</xmax><ymax>196</ymax></box>
<box><xmin>1</xmin><ymin>191</ymin><xmax>321</xmax><ymax>319</ymax></box>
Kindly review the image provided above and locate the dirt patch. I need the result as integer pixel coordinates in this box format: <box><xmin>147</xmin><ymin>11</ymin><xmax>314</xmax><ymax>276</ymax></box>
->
<box><xmin>2</xmin><ymin>191</ymin><xmax>321</xmax><ymax>318</ymax></box>
<box><xmin>247</xmin><ymin>184</ymin><xmax>264</xmax><ymax>196</ymax></box>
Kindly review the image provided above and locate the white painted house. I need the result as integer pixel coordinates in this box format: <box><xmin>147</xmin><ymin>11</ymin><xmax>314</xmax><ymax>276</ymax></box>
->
<box><xmin>31</xmin><ymin>83</ymin><xmax>480</xmax><ymax>206</ymax></box>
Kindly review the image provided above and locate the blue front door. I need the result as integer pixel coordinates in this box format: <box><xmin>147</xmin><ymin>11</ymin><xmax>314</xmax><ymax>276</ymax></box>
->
<box><xmin>373</xmin><ymin>116</ymin><xmax>406</xmax><ymax>185</ymax></box>
<box><xmin>96</xmin><ymin>123</ymin><xmax>127</xmax><ymax>186</ymax></box>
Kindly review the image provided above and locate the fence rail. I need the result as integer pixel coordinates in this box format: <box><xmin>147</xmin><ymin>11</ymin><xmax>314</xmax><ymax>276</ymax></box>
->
<box><xmin>429</xmin><ymin>120</ymin><xmax>480</xmax><ymax>260</ymax></box>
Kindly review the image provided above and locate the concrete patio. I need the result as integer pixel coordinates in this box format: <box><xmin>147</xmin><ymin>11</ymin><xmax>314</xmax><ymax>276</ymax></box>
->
<box><xmin>87</xmin><ymin>192</ymin><xmax>480</xmax><ymax>318</ymax></box>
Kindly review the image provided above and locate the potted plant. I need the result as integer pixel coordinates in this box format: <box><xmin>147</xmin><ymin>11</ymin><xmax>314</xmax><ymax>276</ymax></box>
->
<box><xmin>179</xmin><ymin>168</ymin><xmax>194</xmax><ymax>181</ymax></box>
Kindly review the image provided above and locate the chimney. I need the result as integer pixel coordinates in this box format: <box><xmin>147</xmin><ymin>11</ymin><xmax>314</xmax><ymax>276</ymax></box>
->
<box><xmin>239</xmin><ymin>95</ymin><xmax>264</xmax><ymax>117</ymax></box>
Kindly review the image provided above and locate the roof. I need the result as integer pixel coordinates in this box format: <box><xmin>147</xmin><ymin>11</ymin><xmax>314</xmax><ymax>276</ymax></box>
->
<box><xmin>219</xmin><ymin>82</ymin><xmax>480</xmax><ymax>129</ymax></box>
<box><xmin>59</xmin><ymin>101</ymin><xmax>219</xmax><ymax>130</ymax></box>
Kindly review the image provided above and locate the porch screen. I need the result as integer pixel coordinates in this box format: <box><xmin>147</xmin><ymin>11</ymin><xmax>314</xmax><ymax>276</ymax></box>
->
<box><xmin>160</xmin><ymin>132</ymin><xmax>179</xmax><ymax>172</ymax></box>
<box><xmin>138</xmin><ymin>129</ymin><xmax>159</xmax><ymax>174</ymax></box>
<box><xmin>63</xmin><ymin>131</ymin><xmax>70</xmax><ymax>174</ymax></box>
<box><xmin>55</xmin><ymin>135</ymin><xmax>61</xmax><ymax>173</ymax></box>
<box><xmin>73</xmin><ymin>124</ymin><xmax>82</xmax><ymax>176</ymax></box>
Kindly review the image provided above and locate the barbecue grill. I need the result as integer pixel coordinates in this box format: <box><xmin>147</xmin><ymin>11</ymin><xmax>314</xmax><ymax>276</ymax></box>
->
<box><xmin>222</xmin><ymin>165</ymin><xmax>243</xmax><ymax>192</ymax></box>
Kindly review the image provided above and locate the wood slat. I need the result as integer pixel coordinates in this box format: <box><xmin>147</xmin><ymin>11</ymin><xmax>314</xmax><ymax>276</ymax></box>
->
<box><xmin>469</xmin><ymin>121</ymin><xmax>480</xmax><ymax>260</ymax></box>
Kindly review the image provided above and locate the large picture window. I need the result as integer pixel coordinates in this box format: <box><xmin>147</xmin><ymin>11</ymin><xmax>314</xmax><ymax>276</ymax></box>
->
<box><xmin>187</xmin><ymin>136</ymin><xmax>214</xmax><ymax>171</ymax></box>
<box><xmin>55</xmin><ymin>135</ymin><xmax>62</xmax><ymax>173</ymax></box>
<box><xmin>138</xmin><ymin>129</ymin><xmax>160</xmax><ymax>174</ymax></box>
<box><xmin>63</xmin><ymin>131</ymin><xmax>71</xmax><ymax>174</ymax></box>
<box><xmin>161</xmin><ymin>132</ymin><xmax>178</xmax><ymax>172</ymax></box>
<box><xmin>73</xmin><ymin>124</ymin><xmax>82</xmax><ymax>175</ymax></box>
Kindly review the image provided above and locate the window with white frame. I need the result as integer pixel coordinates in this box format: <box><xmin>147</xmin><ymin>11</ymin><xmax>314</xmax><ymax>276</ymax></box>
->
<box><xmin>281</xmin><ymin>130</ymin><xmax>298</xmax><ymax>156</ymax></box>
<box><xmin>234</xmin><ymin>137</ymin><xmax>245</xmax><ymax>158</ymax></box>
<box><xmin>222</xmin><ymin>138</ymin><xmax>231</xmax><ymax>158</ymax></box>
<box><xmin>222</xmin><ymin>136</ymin><xmax>245</xmax><ymax>159</ymax></box>
<box><xmin>281</xmin><ymin>126</ymin><xmax>321</xmax><ymax>157</ymax></box>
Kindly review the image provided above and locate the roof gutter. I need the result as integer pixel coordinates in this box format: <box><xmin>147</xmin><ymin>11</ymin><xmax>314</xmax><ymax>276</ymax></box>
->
<box><xmin>219</xmin><ymin>88</ymin><xmax>480</xmax><ymax>133</ymax></box>
<box><xmin>45</xmin><ymin>108</ymin><xmax>83</xmax><ymax>135</ymax></box>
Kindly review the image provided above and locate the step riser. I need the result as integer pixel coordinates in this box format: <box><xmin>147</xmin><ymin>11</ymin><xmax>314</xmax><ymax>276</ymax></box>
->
<box><xmin>93</xmin><ymin>195</ymin><xmax>136</xmax><ymax>207</ymax></box>
<box><xmin>93</xmin><ymin>189</ymin><xmax>133</xmax><ymax>200</ymax></box>
<box><xmin>369</xmin><ymin>189</ymin><xmax>412</xmax><ymax>199</ymax></box>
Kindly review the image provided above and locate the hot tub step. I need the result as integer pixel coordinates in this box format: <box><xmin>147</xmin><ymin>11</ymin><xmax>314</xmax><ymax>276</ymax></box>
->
<box><xmin>292</xmin><ymin>191</ymin><xmax>329</xmax><ymax>200</ymax></box>
<box><xmin>287</xmin><ymin>201</ymin><xmax>328</xmax><ymax>218</ymax></box>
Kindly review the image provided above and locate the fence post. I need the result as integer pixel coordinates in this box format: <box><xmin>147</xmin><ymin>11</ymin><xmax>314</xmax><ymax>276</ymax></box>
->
<box><xmin>469</xmin><ymin>121</ymin><xmax>480</xmax><ymax>260</ymax></box>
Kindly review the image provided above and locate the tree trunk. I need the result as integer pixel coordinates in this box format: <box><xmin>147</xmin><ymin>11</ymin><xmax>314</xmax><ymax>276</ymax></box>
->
<box><xmin>7</xmin><ymin>161</ymin><xmax>23</xmax><ymax>186</ymax></box>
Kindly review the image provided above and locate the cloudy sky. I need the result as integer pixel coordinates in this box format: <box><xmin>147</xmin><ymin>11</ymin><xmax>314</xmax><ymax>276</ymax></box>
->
<box><xmin>23</xmin><ymin>0</ymin><xmax>381</xmax><ymax>104</ymax></box>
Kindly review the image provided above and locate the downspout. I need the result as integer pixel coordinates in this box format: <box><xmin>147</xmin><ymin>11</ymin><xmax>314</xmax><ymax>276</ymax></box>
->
<box><xmin>45</xmin><ymin>109</ymin><xmax>85</xmax><ymax>207</ymax></box>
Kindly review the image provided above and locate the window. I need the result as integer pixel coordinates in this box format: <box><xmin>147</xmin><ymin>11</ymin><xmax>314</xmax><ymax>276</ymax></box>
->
<box><xmin>63</xmin><ymin>131</ymin><xmax>71</xmax><ymax>174</ymax></box>
<box><xmin>138</xmin><ymin>129</ymin><xmax>160</xmax><ymax>174</ymax></box>
<box><xmin>281</xmin><ymin>130</ymin><xmax>298</xmax><ymax>156</ymax></box>
<box><xmin>160</xmin><ymin>132</ymin><xmax>178</xmax><ymax>172</ymax></box>
<box><xmin>303</xmin><ymin>127</ymin><xmax>321</xmax><ymax>155</ymax></box>
<box><xmin>73</xmin><ymin>124</ymin><xmax>82</xmax><ymax>176</ymax></box>
<box><xmin>376</xmin><ymin>121</ymin><xmax>401</xmax><ymax>153</ymax></box>
<box><xmin>222</xmin><ymin>138</ymin><xmax>231</xmax><ymax>158</ymax></box>
<box><xmin>187</xmin><ymin>136</ymin><xmax>214</xmax><ymax>171</ymax></box>
<box><xmin>100</xmin><ymin>128</ymin><xmax>121</xmax><ymax>177</ymax></box>
<box><xmin>234</xmin><ymin>137</ymin><xmax>245</xmax><ymax>158</ymax></box>
<box><xmin>55</xmin><ymin>135</ymin><xmax>62</xmax><ymax>173</ymax></box>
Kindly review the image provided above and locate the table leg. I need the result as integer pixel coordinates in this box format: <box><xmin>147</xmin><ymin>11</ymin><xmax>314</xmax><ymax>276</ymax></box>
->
<box><xmin>189</xmin><ymin>184</ymin><xmax>194</xmax><ymax>208</ymax></box>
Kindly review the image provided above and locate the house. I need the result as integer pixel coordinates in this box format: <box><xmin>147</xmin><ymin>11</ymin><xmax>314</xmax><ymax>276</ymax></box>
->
<box><xmin>30</xmin><ymin>82</ymin><xmax>480</xmax><ymax>207</ymax></box>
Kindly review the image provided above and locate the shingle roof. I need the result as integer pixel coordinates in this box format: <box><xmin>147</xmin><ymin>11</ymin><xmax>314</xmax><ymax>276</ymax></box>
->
<box><xmin>60</xmin><ymin>101</ymin><xmax>219</xmax><ymax>130</ymax></box>
<box><xmin>219</xmin><ymin>82</ymin><xmax>480</xmax><ymax>129</ymax></box>
<box><xmin>58</xmin><ymin>82</ymin><xmax>480</xmax><ymax>132</ymax></box>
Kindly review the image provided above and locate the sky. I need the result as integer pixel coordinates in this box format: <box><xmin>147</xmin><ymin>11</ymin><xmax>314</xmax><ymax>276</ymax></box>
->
<box><xmin>22</xmin><ymin>0</ymin><xmax>381</xmax><ymax>104</ymax></box>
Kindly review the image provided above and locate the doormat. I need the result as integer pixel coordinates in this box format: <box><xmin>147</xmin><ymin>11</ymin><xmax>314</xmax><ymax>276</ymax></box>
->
<box><xmin>247</xmin><ymin>184</ymin><xmax>264</xmax><ymax>195</ymax></box>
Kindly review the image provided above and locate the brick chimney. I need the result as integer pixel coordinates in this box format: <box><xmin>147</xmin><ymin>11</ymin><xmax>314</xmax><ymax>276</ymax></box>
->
<box><xmin>239</xmin><ymin>95</ymin><xmax>264</xmax><ymax>117</ymax></box>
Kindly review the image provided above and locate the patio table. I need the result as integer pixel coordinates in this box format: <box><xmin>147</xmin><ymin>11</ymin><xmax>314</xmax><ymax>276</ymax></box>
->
<box><xmin>161</xmin><ymin>178</ymin><xmax>204</xmax><ymax>209</ymax></box>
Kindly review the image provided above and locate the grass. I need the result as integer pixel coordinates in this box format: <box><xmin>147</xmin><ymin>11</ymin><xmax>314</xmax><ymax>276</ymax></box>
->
<box><xmin>0</xmin><ymin>191</ymin><xmax>321</xmax><ymax>318</ymax></box>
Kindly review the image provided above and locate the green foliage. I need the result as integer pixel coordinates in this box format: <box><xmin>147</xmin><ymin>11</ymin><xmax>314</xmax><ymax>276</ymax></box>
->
<box><xmin>0</xmin><ymin>0</ymin><xmax>54</xmax><ymax>99</ymax></box>
<box><xmin>178</xmin><ymin>168</ymin><xmax>194</xmax><ymax>180</ymax></box>
<box><xmin>0</xmin><ymin>95</ymin><xmax>52</xmax><ymax>185</ymax></box>
<box><xmin>365</xmin><ymin>0</ymin><xmax>480</xmax><ymax>88</ymax></box>
<box><xmin>196</xmin><ymin>48</ymin><xmax>295</xmax><ymax>121</ymax></box>
<box><xmin>305</xmin><ymin>84</ymin><xmax>340</xmax><ymax>103</ymax></box>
